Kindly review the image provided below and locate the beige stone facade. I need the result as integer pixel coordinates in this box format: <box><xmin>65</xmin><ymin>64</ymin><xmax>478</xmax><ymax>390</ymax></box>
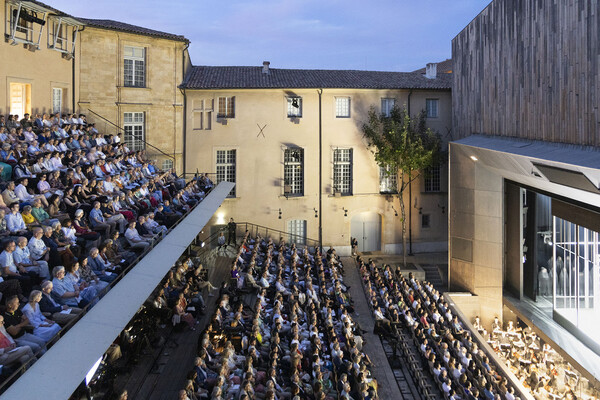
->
<box><xmin>0</xmin><ymin>0</ymin><xmax>78</xmax><ymax>117</ymax></box>
<box><xmin>183</xmin><ymin>85</ymin><xmax>451</xmax><ymax>252</ymax></box>
<box><xmin>76</xmin><ymin>26</ymin><xmax>189</xmax><ymax>173</ymax></box>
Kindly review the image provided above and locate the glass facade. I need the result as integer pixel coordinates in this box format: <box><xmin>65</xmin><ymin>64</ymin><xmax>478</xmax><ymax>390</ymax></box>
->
<box><xmin>552</xmin><ymin>217</ymin><xmax>600</xmax><ymax>339</ymax></box>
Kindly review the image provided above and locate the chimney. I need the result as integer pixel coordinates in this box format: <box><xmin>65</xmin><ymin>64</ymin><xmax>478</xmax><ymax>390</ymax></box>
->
<box><xmin>262</xmin><ymin>61</ymin><xmax>270</xmax><ymax>74</ymax></box>
<box><xmin>425</xmin><ymin>62</ymin><xmax>437</xmax><ymax>79</ymax></box>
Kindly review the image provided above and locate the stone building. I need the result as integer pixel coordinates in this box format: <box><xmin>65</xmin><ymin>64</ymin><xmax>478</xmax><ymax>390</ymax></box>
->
<box><xmin>181</xmin><ymin>62</ymin><xmax>452</xmax><ymax>253</ymax></box>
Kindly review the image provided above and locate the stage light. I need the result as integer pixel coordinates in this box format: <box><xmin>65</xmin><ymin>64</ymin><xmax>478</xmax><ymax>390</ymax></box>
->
<box><xmin>85</xmin><ymin>357</ymin><xmax>103</xmax><ymax>386</ymax></box>
<box><xmin>470</xmin><ymin>155</ymin><xmax>478</xmax><ymax>161</ymax></box>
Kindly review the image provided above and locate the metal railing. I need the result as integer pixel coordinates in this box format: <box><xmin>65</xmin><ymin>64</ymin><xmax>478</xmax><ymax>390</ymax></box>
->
<box><xmin>86</xmin><ymin>108</ymin><xmax>175</xmax><ymax>161</ymax></box>
<box><xmin>235</xmin><ymin>222</ymin><xmax>320</xmax><ymax>249</ymax></box>
<box><xmin>0</xmin><ymin>181</ymin><xmax>214</xmax><ymax>394</ymax></box>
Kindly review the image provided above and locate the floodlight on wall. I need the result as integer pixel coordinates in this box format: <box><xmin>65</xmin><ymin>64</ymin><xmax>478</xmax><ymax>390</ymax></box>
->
<box><xmin>342</xmin><ymin>207</ymin><xmax>348</xmax><ymax>217</ymax></box>
<box><xmin>418</xmin><ymin>207</ymin><xmax>422</xmax><ymax>215</ymax></box>
<box><xmin>313</xmin><ymin>208</ymin><xmax>318</xmax><ymax>218</ymax></box>
<box><xmin>291</xmin><ymin>98</ymin><xmax>299</xmax><ymax>108</ymax></box>
<box><xmin>278</xmin><ymin>208</ymin><xmax>282</xmax><ymax>220</ymax></box>
<box><xmin>438</xmin><ymin>204</ymin><xmax>446</xmax><ymax>214</ymax></box>
<box><xmin>391</xmin><ymin>206</ymin><xmax>398</xmax><ymax>217</ymax></box>
<box><xmin>470</xmin><ymin>155</ymin><xmax>478</xmax><ymax>161</ymax></box>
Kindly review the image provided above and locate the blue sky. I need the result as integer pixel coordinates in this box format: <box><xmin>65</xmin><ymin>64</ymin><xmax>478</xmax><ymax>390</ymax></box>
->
<box><xmin>52</xmin><ymin>0</ymin><xmax>490</xmax><ymax>71</ymax></box>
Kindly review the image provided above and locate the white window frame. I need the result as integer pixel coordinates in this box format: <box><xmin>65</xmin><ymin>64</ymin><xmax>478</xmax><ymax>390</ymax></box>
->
<box><xmin>52</xmin><ymin>88</ymin><xmax>63</xmax><ymax>114</ymax></box>
<box><xmin>162</xmin><ymin>159</ymin><xmax>174</xmax><ymax>171</ymax></box>
<box><xmin>287</xmin><ymin>219</ymin><xmax>307</xmax><ymax>245</ymax></box>
<box><xmin>379</xmin><ymin>165</ymin><xmax>397</xmax><ymax>193</ymax></box>
<box><xmin>216</xmin><ymin>149</ymin><xmax>236</xmax><ymax>197</ymax></box>
<box><xmin>193</xmin><ymin>99</ymin><xmax>213</xmax><ymax>130</ymax></box>
<box><xmin>381</xmin><ymin>98</ymin><xmax>395</xmax><ymax>117</ymax></box>
<box><xmin>426</xmin><ymin>98</ymin><xmax>439</xmax><ymax>118</ymax></box>
<box><xmin>424</xmin><ymin>164</ymin><xmax>441</xmax><ymax>193</ymax></box>
<box><xmin>124</xmin><ymin>46</ymin><xmax>146</xmax><ymax>88</ymax></box>
<box><xmin>284</xmin><ymin>147</ymin><xmax>304</xmax><ymax>196</ymax></box>
<box><xmin>335</xmin><ymin>97</ymin><xmax>351</xmax><ymax>118</ymax></box>
<box><xmin>333</xmin><ymin>148</ymin><xmax>353</xmax><ymax>195</ymax></box>
<box><xmin>123</xmin><ymin>112</ymin><xmax>145</xmax><ymax>151</ymax></box>
<box><xmin>217</xmin><ymin>96</ymin><xmax>235</xmax><ymax>119</ymax></box>
<box><xmin>287</xmin><ymin>97</ymin><xmax>302</xmax><ymax>118</ymax></box>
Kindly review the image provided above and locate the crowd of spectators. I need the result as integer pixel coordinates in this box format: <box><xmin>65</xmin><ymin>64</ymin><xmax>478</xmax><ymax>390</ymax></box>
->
<box><xmin>0</xmin><ymin>110</ymin><xmax>214</xmax><ymax>378</ymax></box>
<box><xmin>477</xmin><ymin>317</ymin><xmax>599</xmax><ymax>399</ymax></box>
<box><xmin>161</xmin><ymin>233</ymin><xmax>378</xmax><ymax>400</ymax></box>
<box><xmin>359</xmin><ymin>257</ymin><xmax>524</xmax><ymax>400</ymax></box>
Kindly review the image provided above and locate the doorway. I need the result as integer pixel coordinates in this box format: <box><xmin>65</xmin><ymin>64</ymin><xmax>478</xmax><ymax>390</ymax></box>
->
<box><xmin>10</xmin><ymin>82</ymin><xmax>31</xmax><ymax>117</ymax></box>
<box><xmin>351</xmin><ymin>212</ymin><xmax>381</xmax><ymax>252</ymax></box>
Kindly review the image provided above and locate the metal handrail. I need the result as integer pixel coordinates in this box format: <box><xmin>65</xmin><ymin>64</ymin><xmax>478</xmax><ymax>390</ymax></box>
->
<box><xmin>235</xmin><ymin>221</ymin><xmax>321</xmax><ymax>248</ymax></box>
<box><xmin>86</xmin><ymin>108</ymin><xmax>175</xmax><ymax>161</ymax></box>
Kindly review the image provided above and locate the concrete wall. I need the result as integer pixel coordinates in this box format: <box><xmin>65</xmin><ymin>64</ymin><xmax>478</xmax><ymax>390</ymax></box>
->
<box><xmin>0</xmin><ymin>1</ymin><xmax>74</xmax><ymax>116</ymax></box>
<box><xmin>77</xmin><ymin>27</ymin><xmax>186</xmax><ymax>173</ymax></box>
<box><xmin>185</xmin><ymin>87</ymin><xmax>451</xmax><ymax>248</ymax></box>
<box><xmin>449</xmin><ymin>143</ymin><xmax>504</xmax><ymax>328</ymax></box>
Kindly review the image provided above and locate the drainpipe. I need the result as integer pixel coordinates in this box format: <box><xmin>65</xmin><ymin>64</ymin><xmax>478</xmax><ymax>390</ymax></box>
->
<box><xmin>318</xmin><ymin>88</ymin><xmax>323</xmax><ymax>250</ymax></box>
<box><xmin>72</xmin><ymin>25</ymin><xmax>84</xmax><ymax>112</ymax></box>
<box><xmin>407</xmin><ymin>89</ymin><xmax>413</xmax><ymax>255</ymax></box>
<box><xmin>181</xmin><ymin>41</ymin><xmax>190</xmax><ymax>176</ymax></box>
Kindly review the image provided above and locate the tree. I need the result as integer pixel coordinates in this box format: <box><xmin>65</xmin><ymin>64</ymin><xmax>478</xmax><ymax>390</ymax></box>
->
<box><xmin>362</xmin><ymin>105</ymin><xmax>442</xmax><ymax>266</ymax></box>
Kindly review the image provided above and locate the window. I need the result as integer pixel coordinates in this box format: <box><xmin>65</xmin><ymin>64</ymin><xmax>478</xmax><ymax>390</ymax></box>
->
<box><xmin>52</xmin><ymin>88</ymin><xmax>62</xmax><ymax>114</ymax></box>
<box><xmin>217</xmin><ymin>96</ymin><xmax>235</xmax><ymax>118</ymax></box>
<box><xmin>10</xmin><ymin>82</ymin><xmax>31</xmax><ymax>117</ymax></box>
<box><xmin>123</xmin><ymin>112</ymin><xmax>145</xmax><ymax>151</ymax></box>
<box><xmin>162</xmin><ymin>158</ymin><xmax>174</xmax><ymax>171</ymax></box>
<box><xmin>216</xmin><ymin>150</ymin><xmax>236</xmax><ymax>197</ymax></box>
<box><xmin>333</xmin><ymin>148</ymin><xmax>353</xmax><ymax>195</ymax></box>
<box><xmin>424</xmin><ymin>164</ymin><xmax>441</xmax><ymax>192</ymax></box>
<box><xmin>381</xmin><ymin>98</ymin><xmax>395</xmax><ymax>117</ymax></box>
<box><xmin>421</xmin><ymin>214</ymin><xmax>431</xmax><ymax>228</ymax></box>
<box><xmin>287</xmin><ymin>219</ymin><xmax>307</xmax><ymax>245</ymax></box>
<box><xmin>124</xmin><ymin>46</ymin><xmax>145</xmax><ymax>88</ymax></box>
<box><xmin>335</xmin><ymin>97</ymin><xmax>351</xmax><ymax>118</ymax></box>
<box><xmin>284</xmin><ymin>148</ymin><xmax>304</xmax><ymax>196</ymax></box>
<box><xmin>426</xmin><ymin>98</ymin><xmax>439</xmax><ymax>118</ymax></box>
<box><xmin>193</xmin><ymin>99</ymin><xmax>212</xmax><ymax>130</ymax></box>
<box><xmin>379</xmin><ymin>165</ymin><xmax>397</xmax><ymax>193</ymax></box>
<box><xmin>287</xmin><ymin>97</ymin><xmax>302</xmax><ymax>117</ymax></box>
<box><xmin>47</xmin><ymin>17</ymin><xmax>76</xmax><ymax>54</ymax></box>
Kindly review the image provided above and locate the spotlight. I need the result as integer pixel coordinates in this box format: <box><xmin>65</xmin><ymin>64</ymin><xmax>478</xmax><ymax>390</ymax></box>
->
<box><xmin>313</xmin><ymin>208</ymin><xmax>318</xmax><ymax>218</ymax></box>
<box><xmin>391</xmin><ymin>206</ymin><xmax>398</xmax><ymax>217</ymax></box>
<box><xmin>437</xmin><ymin>204</ymin><xmax>445</xmax><ymax>214</ymax></box>
<box><xmin>418</xmin><ymin>207</ymin><xmax>422</xmax><ymax>215</ymax></box>
<box><xmin>278</xmin><ymin>208</ymin><xmax>282</xmax><ymax>219</ymax></box>
<box><xmin>470</xmin><ymin>155</ymin><xmax>478</xmax><ymax>161</ymax></box>
<box><xmin>291</xmin><ymin>98</ymin><xmax>299</xmax><ymax>108</ymax></box>
<box><xmin>201</xmin><ymin>241</ymin><xmax>205</xmax><ymax>248</ymax></box>
<box><xmin>342</xmin><ymin>207</ymin><xmax>348</xmax><ymax>217</ymax></box>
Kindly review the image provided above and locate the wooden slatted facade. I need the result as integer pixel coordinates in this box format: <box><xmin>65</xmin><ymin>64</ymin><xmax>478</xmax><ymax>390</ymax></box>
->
<box><xmin>452</xmin><ymin>0</ymin><xmax>600</xmax><ymax>146</ymax></box>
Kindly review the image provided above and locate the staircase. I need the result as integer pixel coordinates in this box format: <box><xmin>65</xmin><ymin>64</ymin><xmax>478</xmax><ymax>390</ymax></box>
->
<box><xmin>419</xmin><ymin>264</ymin><xmax>446</xmax><ymax>291</ymax></box>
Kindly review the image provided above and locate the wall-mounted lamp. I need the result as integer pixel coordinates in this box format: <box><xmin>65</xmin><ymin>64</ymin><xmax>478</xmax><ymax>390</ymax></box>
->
<box><xmin>470</xmin><ymin>155</ymin><xmax>478</xmax><ymax>161</ymax></box>
<box><xmin>313</xmin><ymin>208</ymin><xmax>318</xmax><ymax>218</ymax></box>
<box><xmin>278</xmin><ymin>208</ymin><xmax>282</xmax><ymax>219</ymax></box>
<box><xmin>438</xmin><ymin>204</ymin><xmax>446</xmax><ymax>214</ymax></box>
<box><xmin>391</xmin><ymin>206</ymin><xmax>398</xmax><ymax>217</ymax></box>
<box><xmin>418</xmin><ymin>207</ymin><xmax>423</xmax><ymax>215</ymax></box>
<box><xmin>342</xmin><ymin>207</ymin><xmax>348</xmax><ymax>217</ymax></box>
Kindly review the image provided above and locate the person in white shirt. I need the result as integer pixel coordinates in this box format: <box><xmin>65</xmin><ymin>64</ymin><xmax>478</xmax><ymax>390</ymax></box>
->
<box><xmin>5</xmin><ymin>202</ymin><xmax>27</xmax><ymax>234</ymax></box>
<box><xmin>124</xmin><ymin>221</ymin><xmax>150</xmax><ymax>251</ymax></box>
<box><xmin>15</xmin><ymin>178</ymin><xmax>48</xmax><ymax>207</ymax></box>
<box><xmin>28</xmin><ymin>227</ymin><xmax>50</xmax><ymax>263</ymax></box>
<box><xmin>14</xmin><ymin>237</ymin><xmax>49</xmax><ymax>279</ymax></box>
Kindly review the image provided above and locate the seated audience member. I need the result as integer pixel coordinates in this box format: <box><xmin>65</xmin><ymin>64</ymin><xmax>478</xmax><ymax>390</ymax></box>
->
<box><xmin>51</xmin><ymin>266</ymin><xmax>90</xmax><ymax>309</ymax></box>
<box><xmin>0</xmin><ymin>314</ymin><xmax>36</xmax><ymax>367</ymax></box>
<box><xmin>14</xmin><ymin>236</ymin><xmax>50</xmax><ymax>279</ymax></box>
<box><xmin>86</xmin><ymin>247</ymin><xmax>117</xmax><ymax>283</ymax></box>
<box><xmin>21</xmin><ymin>290</ymin><xmax>61</xmax><ymax>342</ymax></box>
<box><xmin>124</xmin><ymin>221</ymin><xmax>151</xmax><ymax>252</ymax></box>
<box><xmin>3</xmin><ymin>295</ymin><xmax>47</xmax><ymax>355</ymax></box>
<box><xmin>39</xmin><ymin>280</ymin><xmax>81</xmax><ymax>326</ymax></box>
<box><xmin>0</xmin><ymin>240</ymin><xmax>33</xmax><ymax>293</ymax></box>
<box><xmin>5</xmin><ymin>202</ymin><xmax>27</xmax><ymax>235</ymax></box>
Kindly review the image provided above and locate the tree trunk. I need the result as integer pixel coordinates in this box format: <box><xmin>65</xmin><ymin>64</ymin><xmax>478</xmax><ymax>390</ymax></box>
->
<box><xmin>399</xmin><ymin>193</ymin><xmax>407</xmax><ymax>267</ymax></box>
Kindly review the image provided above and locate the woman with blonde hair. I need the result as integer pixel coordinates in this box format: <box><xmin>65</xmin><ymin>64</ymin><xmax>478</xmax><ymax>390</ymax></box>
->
<box><xmin>21</xmin><ymin>290</ymin><xmax>61</xmax><ymax>342</ymax></box>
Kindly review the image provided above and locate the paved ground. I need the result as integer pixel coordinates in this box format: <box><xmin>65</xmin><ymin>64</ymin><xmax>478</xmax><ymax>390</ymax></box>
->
<box><xmin>342</xmin><ymin>256</ymin><xmax>405</xmax><ymax>400</ymax></box>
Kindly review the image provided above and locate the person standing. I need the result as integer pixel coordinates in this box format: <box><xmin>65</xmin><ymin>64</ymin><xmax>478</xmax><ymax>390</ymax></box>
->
<box><xmin>227</xmin><ymin>218</ymin><xmax>236</xmax><ymax>246</ymax></box>
<box><xmin>217</xmin><ymin>232</ymin><xmax>226</xmax><ymax>253</ymax></box>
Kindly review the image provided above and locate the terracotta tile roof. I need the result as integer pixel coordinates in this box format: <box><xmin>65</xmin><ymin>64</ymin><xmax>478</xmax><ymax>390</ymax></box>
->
<box><xmin>181</xmin><ymin>66</ymin><xmax>452</xmax><ymax>90</ymax></box>
<box><xmin>77</xmin><ymin>18</ymin><xmax>188</xmax><ymax>42</ymax></box>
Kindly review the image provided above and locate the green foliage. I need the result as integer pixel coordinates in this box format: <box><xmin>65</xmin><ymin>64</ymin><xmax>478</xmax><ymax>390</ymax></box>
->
<box><xmin>361</xmin><ymin>105</ymin><xmax>442</xmax><ymax>192</ymax></box>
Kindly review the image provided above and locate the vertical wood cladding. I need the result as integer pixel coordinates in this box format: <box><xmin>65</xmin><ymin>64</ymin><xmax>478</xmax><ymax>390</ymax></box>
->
<box><xmin>452</xmin><ymin>0</ymin><xmax>600</xmax><ymax>146</ymax></box>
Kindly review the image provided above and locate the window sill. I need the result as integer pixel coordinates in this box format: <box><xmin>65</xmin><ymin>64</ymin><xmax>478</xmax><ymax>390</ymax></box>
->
<box><xmin>328</xmin><ymin>193</ymin><xmax>352</xmax><ymax>197</ymax></box>
<box><xmin>279</xmin><ymin>194</ymin><xmax>304</xmax><ymax>199</ymax></box>
<box><xmin>119</xmin><ymin>86</ymin><xmax>151</xmax><ymax>90</ymax></box>
<box><xmin>335</xmin><ymin>116</ymin><xmax>351</xmax><ymax>119</ymax></box>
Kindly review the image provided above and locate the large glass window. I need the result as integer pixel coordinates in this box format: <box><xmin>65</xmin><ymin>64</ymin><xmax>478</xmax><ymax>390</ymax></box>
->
<box><xmin>123</xmin><ymin>112</ymin><xmax>145</xmax><ymax>151</ymax></box>
<box><xmin>333</xmin><ymin>148</ymin><xmax>352</xmax><ymax>195</ymax></box>
<box><xmin>216</xmin><ymin>149</ymin><xmax>236</xmax><ymax>197</ymax></box>
<box><xmin>287</xmin><ymin>219</ymin><xmax>307</xmax><ymax>245</ymax></box>
<box><xmin>124</xmin><ymin>46</ymin><xmax>145</xmax><ymax>88</ymax></box>
<box><xmin>553</xmin><ymin>217</ymin><xmax>600</xmax><ymax>340</ymax></box>
<box><xmin>284</xmin><ymin>148</ymin><xmax>303</xmax><ymax>196</ymax></box>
